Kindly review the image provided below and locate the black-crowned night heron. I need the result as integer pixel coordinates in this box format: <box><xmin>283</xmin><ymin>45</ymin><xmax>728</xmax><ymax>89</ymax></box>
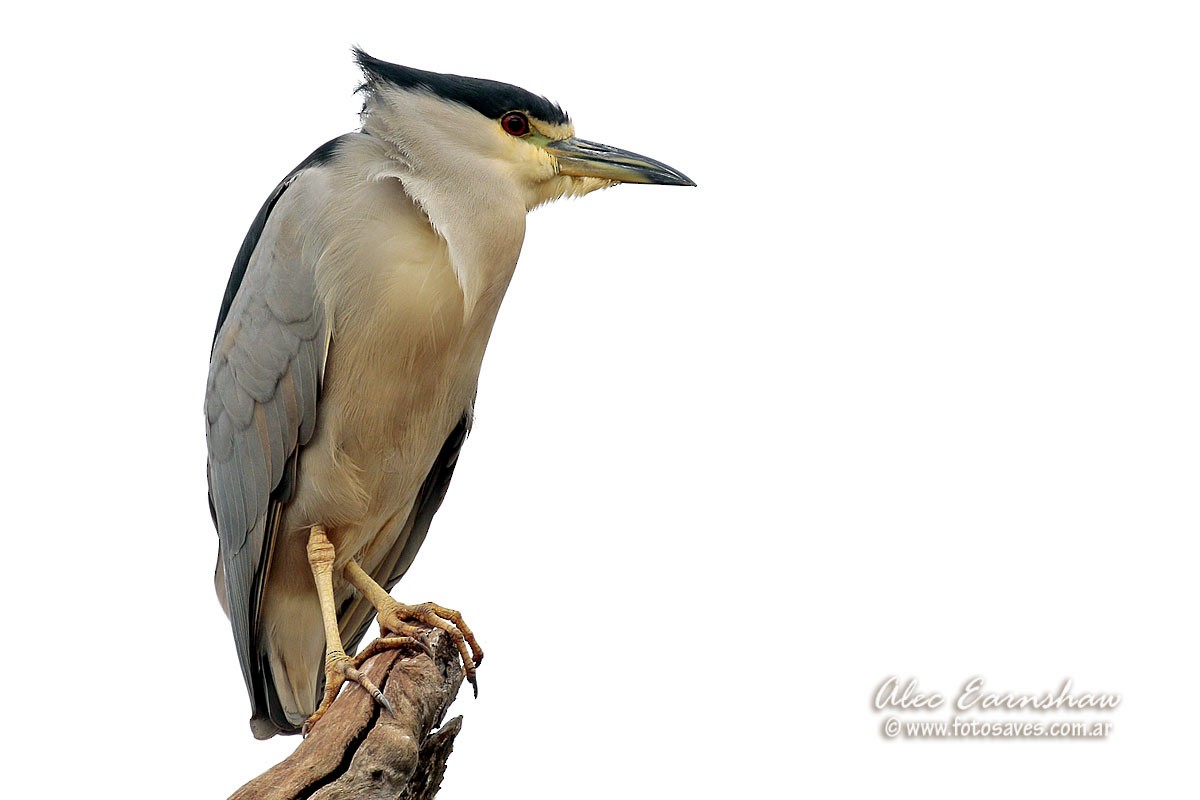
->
<box><xmin>206</xmin><ymin>49</ymin><xmax>694</xmax><ymax>739</ymax></box>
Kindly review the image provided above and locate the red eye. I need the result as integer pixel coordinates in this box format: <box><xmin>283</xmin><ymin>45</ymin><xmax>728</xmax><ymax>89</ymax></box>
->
<box><xmin>500</xmin><ymin>112</ymin><xmax>530</xmax><ymax>137</ymax></box>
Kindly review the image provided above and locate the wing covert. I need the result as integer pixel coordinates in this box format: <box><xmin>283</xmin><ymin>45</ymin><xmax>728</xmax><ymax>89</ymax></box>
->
<box><xmin>205</xmin><ymin>138</ymin><xmax>346</xmax><ymax>694</ymax></box>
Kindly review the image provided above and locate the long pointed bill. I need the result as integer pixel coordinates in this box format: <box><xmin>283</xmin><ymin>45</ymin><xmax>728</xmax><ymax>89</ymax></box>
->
<box><xmin>545</xmin><ymin>137</ymin><xmax>695</xmax><ymax>186</ymax></box>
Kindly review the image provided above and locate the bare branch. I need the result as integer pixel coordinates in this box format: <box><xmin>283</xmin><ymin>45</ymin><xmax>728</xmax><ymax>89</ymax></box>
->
<box><xmin>229</xmin><ymin>630</ymin><xmax>466</xmax><ymax>800</ymax></box>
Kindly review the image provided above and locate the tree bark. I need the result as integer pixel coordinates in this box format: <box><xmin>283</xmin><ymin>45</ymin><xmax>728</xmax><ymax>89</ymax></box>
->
<box><xmin>229</xmin><ymin>630</ymin><xmax>466</xmax><ymax>800</ymax></box>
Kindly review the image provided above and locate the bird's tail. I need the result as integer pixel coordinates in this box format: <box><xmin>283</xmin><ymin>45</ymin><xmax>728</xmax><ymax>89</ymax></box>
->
<box><xmin>248</xmin><ymin>600</ymin><xmax>327</xmax><ymax>738</ymax></box>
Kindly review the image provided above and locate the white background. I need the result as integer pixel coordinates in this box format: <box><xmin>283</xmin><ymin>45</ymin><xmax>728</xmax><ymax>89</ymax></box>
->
<box><xmin>2</xmin><ymin>1</ymin><xmax>1197</xmax><ymax>797</ymax></box>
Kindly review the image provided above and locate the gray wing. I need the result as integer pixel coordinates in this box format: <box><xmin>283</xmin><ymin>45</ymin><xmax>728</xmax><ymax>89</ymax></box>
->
<box><xmin>206</xmin><ymin>138</ymin><xmax>345</xmax><ymax>707</ymax></box>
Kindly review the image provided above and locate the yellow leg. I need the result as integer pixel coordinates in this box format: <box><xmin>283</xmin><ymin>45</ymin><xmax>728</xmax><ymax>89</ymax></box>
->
<box><xmin>303</xmin><ymin>525</ymin><xmax>393</xmax><ymax>734</ymax></box>
<box><xmin>344</xmin><ymin>560</ymin><xmax>484</xmax><ymax>695</ymax></box>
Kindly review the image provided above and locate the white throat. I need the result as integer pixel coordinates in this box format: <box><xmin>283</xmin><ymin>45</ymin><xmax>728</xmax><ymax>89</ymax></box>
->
<box><xmin>362</xmin><ymin>88</ymin><xmax>530</xmax><ymax>317</ymax></box>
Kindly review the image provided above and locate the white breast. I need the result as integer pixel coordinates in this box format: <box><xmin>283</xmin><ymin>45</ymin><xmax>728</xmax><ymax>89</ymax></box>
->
<box><xmin>282</xmin><ymin>133</ymin><xmax>526</xmax><ymax>572</ymax></box>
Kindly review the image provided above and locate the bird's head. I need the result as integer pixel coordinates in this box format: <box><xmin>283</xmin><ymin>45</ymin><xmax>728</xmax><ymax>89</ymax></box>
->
<box><xmin>353</xmin><ymin>49</ymin><xmax>694</xmax><ymax>212</ymax></box>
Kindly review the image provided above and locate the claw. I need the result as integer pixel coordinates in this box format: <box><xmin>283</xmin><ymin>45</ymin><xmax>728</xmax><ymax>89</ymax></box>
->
<box><xmin>376</xmin><ymin>600</ymin><xmax>483</xmax><ymax>691</ymax></box>
<box><xmin>410</xmin><ymin>634</ymin><xmax>436</xmax><ymax>661</ymax></box>
<box><xmin>345</xmin><ymin>665</ymin><xmax>392</xmax><ymax>715</ymax></box>
<box><xmin>304</xmin><ymin>650</ymin><xmax>396</xmax><ymax>734</ymax></box>
<box><xmin>377</xmin><ymin>690</ymin><xmax>396</xmax><ymax>717</ymax></box>
<box><xmin>341</xmin><ymin>561</ymin><xmax>483</xmax><ymax>702</ymax></box>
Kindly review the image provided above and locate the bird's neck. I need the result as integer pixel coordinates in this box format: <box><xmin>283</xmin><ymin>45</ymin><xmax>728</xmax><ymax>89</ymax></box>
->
<box><xmin>406</xmin><ymin>171</ymin><xmax>527</xmax><ymax>320</ymax></box>
<box><xmin>362</xmin><ymin>131</ymin><xmax>529</xmax><ymax>319</ymax></box>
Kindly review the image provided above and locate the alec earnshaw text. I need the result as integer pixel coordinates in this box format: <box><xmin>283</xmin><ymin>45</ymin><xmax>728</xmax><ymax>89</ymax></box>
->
<box><xmin>874</xmin><ymin>676</ymin><xmax>1121</xmax><ymax>712</ymax></box>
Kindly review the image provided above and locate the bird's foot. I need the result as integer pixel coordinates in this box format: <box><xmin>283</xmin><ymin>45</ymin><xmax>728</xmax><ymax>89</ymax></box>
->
<box><xmin>302</xmin><ymin>634</ymin><xmax>444</xmax><ymax>735</ymax></box>
<box><xmin>377</xmin><ymin>600</ymin><xmax>484</xmax><ymax>696</ymax></box>
<box><xmin>352</xmin><ymin>633</ymin><xmax>436</xmax><ymax>667</ymax></box>
<box><xmin>303</xmin><ymin>650</ymin><xmax>392</xmax><ymax>736</ymax></box>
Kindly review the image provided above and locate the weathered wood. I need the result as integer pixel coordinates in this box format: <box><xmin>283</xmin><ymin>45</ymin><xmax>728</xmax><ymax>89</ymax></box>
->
<box><xmin>229</xmin><ymin>631</ymin><xmax>465</xmax><ymax>800</ymax></box>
